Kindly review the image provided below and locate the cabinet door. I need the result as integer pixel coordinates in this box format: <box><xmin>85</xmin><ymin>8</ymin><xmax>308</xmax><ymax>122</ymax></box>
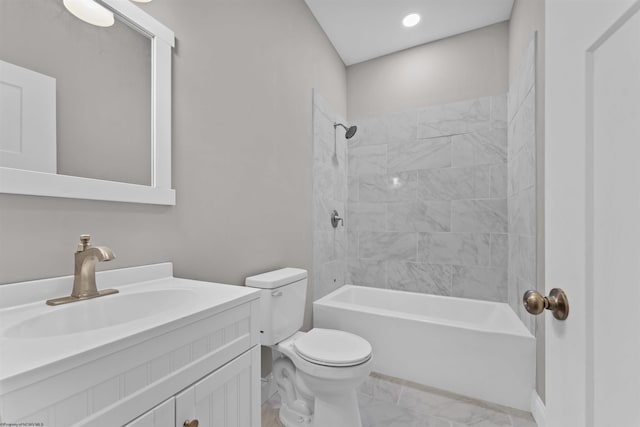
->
<box><xmin>125</xmin><ymin>397</ymin><xmax>175</xmax><ymax>427</ymax></box>
<box><xmin>175</xmin><ymin>346</ymin><xmax>260</xmax><ymax>427</ymax></box>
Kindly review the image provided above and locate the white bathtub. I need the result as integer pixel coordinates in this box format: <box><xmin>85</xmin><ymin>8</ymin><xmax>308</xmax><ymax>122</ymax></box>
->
<box><xmin>313</xmin><ymin>285</ymin><xmax>535</xmax><ymax>411</ymax></box>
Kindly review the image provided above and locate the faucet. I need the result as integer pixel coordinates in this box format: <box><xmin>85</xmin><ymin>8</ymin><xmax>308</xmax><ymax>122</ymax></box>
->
<box><xmin>46</xmin><ymin>235</ymin><xmax>119</xmax><ymax>306</ymax></box>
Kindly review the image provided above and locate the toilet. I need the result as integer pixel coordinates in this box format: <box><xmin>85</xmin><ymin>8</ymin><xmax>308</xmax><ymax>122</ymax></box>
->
<box><xmin>245</xmin><ymin>268</ymin><xmax>372</xmax><ymax>427</ymax></box>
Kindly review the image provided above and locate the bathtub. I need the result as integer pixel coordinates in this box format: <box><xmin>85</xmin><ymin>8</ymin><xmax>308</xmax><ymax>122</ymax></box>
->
<box><xmin>313</xmin><ymin>285</ymin><xmax>535</xmax><ymax>411</ymax></box>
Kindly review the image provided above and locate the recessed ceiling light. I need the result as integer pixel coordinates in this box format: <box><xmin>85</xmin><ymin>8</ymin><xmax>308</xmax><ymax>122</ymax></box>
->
<box><xmin>402</xmin><ymin>13</ymin><xmax>421</xmax><ymax>28</ymax></box>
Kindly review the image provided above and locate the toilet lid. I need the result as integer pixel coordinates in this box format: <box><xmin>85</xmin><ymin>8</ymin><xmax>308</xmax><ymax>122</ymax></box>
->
<box><xmin>293</xmin><ymin>328</ymin><xmax>372</xmax><ymax>367</ymax></box>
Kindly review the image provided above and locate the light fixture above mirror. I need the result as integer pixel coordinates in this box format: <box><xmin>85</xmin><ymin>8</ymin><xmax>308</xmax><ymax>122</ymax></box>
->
<box><xmin>63</xmin><ymin>0</ymin><xmax>153</xmax><ymax>27</ymax></box>
<box><xmin>63</xmin><ymin>0</ymin><xmax>115</xmax><ymax>27</ymax></box>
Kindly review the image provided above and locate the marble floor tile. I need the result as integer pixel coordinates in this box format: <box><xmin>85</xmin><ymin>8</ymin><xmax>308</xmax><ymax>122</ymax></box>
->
<box><xmin>359</xmin><ymin>393</ymin><xmax>452</xmax><ymax>427</ymax></box>
<box><xmin>509</xmin><ymin>410</ymin><xmax>538</xmax><ymax>427</ymax></box>
<box><xmin>261</xmin><ymin>403</ymin><xmax>285</xmax><ymax>427</ymax></box>
<box><xmin>358</xmin><ymin>372</ymin><xmax>405</xmax><ymax>404</ymax></box>
<box><xmin>261</xmin><ymin>372</ymin><xmax>537</xmax><ymax>427</ymax></box>
<box><xmin>398</xmin><ymin>381</ymin><xmax>514</xmax><ymax>427</ymax></box>
<box><xmin>400</xmin><ymin>396</ymin><xmax>512</xmax><ymax>426</ymax></box>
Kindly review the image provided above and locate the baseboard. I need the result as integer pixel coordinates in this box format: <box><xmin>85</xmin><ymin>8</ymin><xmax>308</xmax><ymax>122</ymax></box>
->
<box><xmin>530</xmin><ymin>390</ymin><xmax>546</xmax><ymax>427</ymax></box>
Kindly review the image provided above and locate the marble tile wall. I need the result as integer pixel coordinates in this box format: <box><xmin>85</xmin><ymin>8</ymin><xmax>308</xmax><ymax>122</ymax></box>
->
<box><xmin>346</xmin><ymin>95</ymin><xmax>509</xmax><ymax>303</ymax></box>
<box><xmin>312</xmin><ymin>91</ymin><xmax>348</xmax><ymax>300</ymax></box>
<box><xmin>507</xmin><ymin>39</ymin><xmax>537</xmax><ymax>333</ymax></box>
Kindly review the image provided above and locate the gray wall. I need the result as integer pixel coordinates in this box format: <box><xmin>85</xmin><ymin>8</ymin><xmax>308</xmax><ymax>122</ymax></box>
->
<box><xmin>0</xmin><ymin>0</ymin><xmax>346</xmax><ymax>341</ymax></box>
<box><xmin>508</xmin><ymin>0</ymin><xmax>546</xmax><ymax>402</ymax></box>
<box><xmin>346</xmin><ymin>22</ymin><xmax>509</xmax><ymax>119</ymax></box>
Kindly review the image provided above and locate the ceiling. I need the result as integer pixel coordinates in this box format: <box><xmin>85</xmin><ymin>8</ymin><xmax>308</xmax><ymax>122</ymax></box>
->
<box><xmin>304</xmin><ymin>0</ymin><xmax>515</xmax><ymax>66</ymax></box>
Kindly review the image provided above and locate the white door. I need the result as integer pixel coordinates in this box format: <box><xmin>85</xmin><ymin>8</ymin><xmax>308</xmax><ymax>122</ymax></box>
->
<box><xmin>546</xmin><ymin>1</ymin><xmax>640</xmax><ymax>426</ymax></box>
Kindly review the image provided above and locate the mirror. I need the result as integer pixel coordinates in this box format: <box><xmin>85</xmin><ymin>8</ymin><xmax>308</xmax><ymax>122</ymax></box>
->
<box><xmin>0</xmin><ymin>0</ymin><xmax>175</xmax><ymax>205</ymax></box>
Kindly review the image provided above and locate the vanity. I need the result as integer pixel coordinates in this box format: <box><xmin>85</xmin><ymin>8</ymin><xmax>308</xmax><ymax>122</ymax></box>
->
<box><xmin>0</xmin><ymin>263</ymin><xmax>261</xmax><ymax>426</ymax></box>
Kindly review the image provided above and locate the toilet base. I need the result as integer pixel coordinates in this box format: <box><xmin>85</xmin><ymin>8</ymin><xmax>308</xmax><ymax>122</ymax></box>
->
<box><xmin>279</xmin><ymin>402</ymin><xmax>312</xmax><ymax>427</ymax></box>
<box><xmin>272</xmin><ymin>355</ymin><xmax>369</xmax><ymax>427</ymax></box>
<box><xmin>272</xmin><ymin>332</ymin><xmax>371</xmax><ymax>427</ymax></box>
<box><xmin>273</xmin><ymin>358</ymin><xmax>369</xmax><ymax>427</ymax></box>
<box><xmin>272</xmin><ymin>356</ymin><xmax>313</xmax><ymax>427</ymax></box>
<box><xmin>310</xmin><ymin>389</ymin><xmax>362</xmax><ymax>427</ymax></box>
<box><xmin>278</xmin><ymin>390</ymin><xmax>362</xmax><ymax>427</ymax></box>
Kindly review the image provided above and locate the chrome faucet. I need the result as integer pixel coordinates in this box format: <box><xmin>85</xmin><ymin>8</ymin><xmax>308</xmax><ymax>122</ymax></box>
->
<box><xmin>46</xmin><ymin>235</ymin><xmax>119</xmax><ymax>306</ymax></box>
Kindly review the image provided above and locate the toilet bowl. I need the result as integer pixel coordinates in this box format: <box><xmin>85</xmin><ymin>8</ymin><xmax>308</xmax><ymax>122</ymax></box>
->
<box><xmin>276</xmin><ymin>330</ymin><xmax>372</xmax><ymax>427</ymax></box>
<box><xmin>245</xmin><ymin>268</ymin><xmax>372</xmax><ymax>427</ymax></box>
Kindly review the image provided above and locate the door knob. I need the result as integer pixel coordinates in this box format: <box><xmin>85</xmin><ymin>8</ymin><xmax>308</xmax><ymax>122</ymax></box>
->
<box><xmin>523</xmin><ymin>288</ymin><xmax>569</xmax><ymax>320</ymax></box>
<box><xmin>183</xmin><ymin>420</ymin><xmax>199</xmax><ymax>427</ymax></box>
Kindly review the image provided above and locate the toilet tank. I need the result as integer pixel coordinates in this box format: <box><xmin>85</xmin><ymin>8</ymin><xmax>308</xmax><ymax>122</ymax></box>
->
<box><xmin>245</xmin><ymin>268</ymin><xmax>307</xmax><ymax>346</ymax></box>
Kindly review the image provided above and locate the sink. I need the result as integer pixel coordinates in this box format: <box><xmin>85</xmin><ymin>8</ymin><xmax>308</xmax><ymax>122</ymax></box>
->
<box><xmin>0</xmin><ymin>264</ymin><xmax>261</xmax><ymax>390</ymax></box>
<box><xmin>4</xmin><ymin>289</ymin><xmax>196</xmax><ymax>338</ymax></box>
<box><xmin>0</xmin><ymin>263</ymin><xmax>263</xmax><ymax>426</ymax></box>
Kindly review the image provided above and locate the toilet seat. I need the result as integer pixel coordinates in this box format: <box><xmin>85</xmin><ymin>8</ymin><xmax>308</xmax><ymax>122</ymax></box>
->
<box><xmin>293</xmin><ymin>328</ymin><xmax>372</xmax><ymax>367</ymax></box>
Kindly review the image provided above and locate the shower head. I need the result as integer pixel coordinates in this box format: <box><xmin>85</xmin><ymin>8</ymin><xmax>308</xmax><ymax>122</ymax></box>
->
<box><xmin>334</xmin><ymin>123</ymin><xmax>358</xmax><ymax>139</ymax></box>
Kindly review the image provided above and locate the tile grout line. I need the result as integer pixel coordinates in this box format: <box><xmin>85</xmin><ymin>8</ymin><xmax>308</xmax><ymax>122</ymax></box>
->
<box><xmin>396</xmin><ymin>382</ymin><xmax>404</xmax><ymax>406</ymax></box>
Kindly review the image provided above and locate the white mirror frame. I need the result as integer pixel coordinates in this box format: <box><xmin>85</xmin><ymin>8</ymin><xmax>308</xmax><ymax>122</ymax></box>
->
<box><xmin>0</xmin><ymin>0</ymin><xmax>175</xmax><ymax>205</ymax></box>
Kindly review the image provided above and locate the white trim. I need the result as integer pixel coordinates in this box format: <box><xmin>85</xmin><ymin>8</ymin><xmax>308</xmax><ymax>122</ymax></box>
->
<box><xmin>530</xmin><ymin>390</ymin><xmax>546</xmax><ymax>427</ymax></box>
<box><xmin>152</xmin><ymin>40</ymin><xmax>172</xmax><ymax>190</ymax></box>
<box><xmin>0</xmin><ymin>0</ymin><xmax>175</xmax><ymax>205</ymax></box>
<box><xmin>98</xmin><ymin>0</ymin><xmax>174</xmax><ymax>46</ymax></box>
<box><xmin>0</xmin><ymin>167</ymin><xmax>175</xmax><ymax>205</ymax></box>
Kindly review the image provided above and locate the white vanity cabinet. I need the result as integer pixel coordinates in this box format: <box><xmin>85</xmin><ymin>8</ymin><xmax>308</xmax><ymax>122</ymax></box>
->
<box><xmin>175</xmin><ymin>346</ymin><xmax>260</xmax><ymax>426</ymax></box>
<box><xmin>0</xmin><ymin>264</ymin><xmax>261</xmax><ymax>427</ymax></box>
<box><xmin>125</xmin><ymin>398</ymin><xmax>175</xmax><ymax>427</ymax></box>
<box><xmin>125</xmin><ymin>346</ymin><xmax>260</xmax><ymax>427</ymax></box>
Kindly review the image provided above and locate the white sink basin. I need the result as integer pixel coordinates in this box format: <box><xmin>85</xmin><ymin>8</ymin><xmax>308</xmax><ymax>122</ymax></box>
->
<box><xmin>0</xmin><ymin>263</ymin><xmax>260</xmax><ymax>388</ymax></box>
<box><xmin>4</xmin><ymin>289</ymin><xmax>197</xmax><ymax>338</ymax></box>
<box><xmin>0</xmin><ymin>263</ymin><xmax>262</xmax><ymax>426</ymax></box>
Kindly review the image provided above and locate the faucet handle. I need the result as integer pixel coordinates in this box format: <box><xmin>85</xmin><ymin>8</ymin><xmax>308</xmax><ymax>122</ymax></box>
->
<box><xmin>78</xmin><ymin>234</ymin><xmax>91</xmax><ymax>251</ymax></box>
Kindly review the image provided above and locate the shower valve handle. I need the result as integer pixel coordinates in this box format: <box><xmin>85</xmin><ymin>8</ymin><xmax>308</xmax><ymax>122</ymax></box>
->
<box><xmin>331</xmin><ymin>210</ymin><xmax>344</xmax><ymax>228</ymax></box>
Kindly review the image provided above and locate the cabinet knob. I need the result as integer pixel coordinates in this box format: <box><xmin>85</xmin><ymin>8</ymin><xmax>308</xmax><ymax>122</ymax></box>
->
<box><xmin>183</xmin><ymin>420</ymin><xmax>199</xmax><ymax>427</ymax></box>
